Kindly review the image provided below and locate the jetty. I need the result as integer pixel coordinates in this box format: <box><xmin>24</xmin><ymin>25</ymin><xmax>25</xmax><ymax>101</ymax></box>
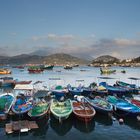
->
<box><xmin>5</xmin><ymin>120</ymin><xmax>39</xmax><ymax>134</ymax></box>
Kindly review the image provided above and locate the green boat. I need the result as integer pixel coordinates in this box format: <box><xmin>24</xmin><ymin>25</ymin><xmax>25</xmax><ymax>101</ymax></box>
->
<box><xmin>100</xmin><ymin>67</ymin><xmax>116</xmax><ymax>74</ymax></box>
<box><xmin>50</xmin><ymin>99</ymin><xmax>72</xmax><ymax>122</ymax></box>
<box><xmin>28</xmin><ymin>102</ymin><xmax>50</xmax><ymax>118</ymax></box>
<box><xmin>28</xmin><ymin>90</ymin><xmax>50</xmax><ymax>118</ymax></box>
<box><xmin>0</xmin><ymin>93</ymin><xmax>15</xmax><ymax>117</ymax></box>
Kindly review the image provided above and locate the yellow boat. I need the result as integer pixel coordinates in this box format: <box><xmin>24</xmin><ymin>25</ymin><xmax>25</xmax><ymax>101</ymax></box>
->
<box><xmin>0</xmin><ymin>69</ymin><xmax>12</xmax><ymax>74</ymax></box>
<box><xmin>100</xmin><ymin>67</ymin><xmax>116</xmax><ymax>74</ymax></box>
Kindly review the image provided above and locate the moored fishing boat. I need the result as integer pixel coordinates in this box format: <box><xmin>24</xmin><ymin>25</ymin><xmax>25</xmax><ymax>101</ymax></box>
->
<box><xmin>12</xmin><ymin>84</ymin><xmax>34</xmax><ymax>115</ymax></box>
<box><xmin>85</xmin><ymin>96</ymin><xmax>113</xmax><ymax>114</ymax></box>
<box><xmin>100</xmin><ymin>82</ymin><xmax>128</xmax><ymax>95</ymax></box>
<box><xmin>68</xmin><ymin>87</ymin><xmax>83</xmax><ymax>96</ymax></box>
<box><xmin>0</xmin><ymin>69</ymin><xmax>11</xmax><ymax>75</ymax></box>
<box><xmin>51</xmin><ymin>85</ymin><xmax>68</xmax><ymax>100</ymax></box>
<box><xmin>116</xmin><ymin>80</ymin><xmax>140</xmax><ymax>94</ymax></box>
<box><xmin>64</xmin><ymin>65</ymin><xmax>73</xmax><ymax>70</ymax></box>
<box><xmin>72</xmin><ymin>99</ymin><xmax>96</xmax><ymax>122</ymax></box>
<box><xmin>0</xmin><ymin>77</ymin><xmax>15</xmax><ymax>88</ymax></box>
<box><xmin>100</xmin><ymin>67</ymin><xmax>116</xmax><ymax>74</ymax></box>
<box><xmin>14</xmin><ymin>80</ymin><xmax>32</xmax><ymax>85</ymax></box>
<box><xmin>28</xmin><ymin>66</ymin><xmax>44</xmax><ymax>73</ymax></box>
<box><xmin>28</xmin><ymin>90</ymin><xmax>50</xmax><ymax>118</ymax></box>
<box><xmin>12</xmin><ymin>94</ymin><xmax>33</xmax><ymax>115</ymax></box>
<box><xmin>130</xmin><ymin>99</ymin><xmax>140</xmax><ymax>107</ymax></box>
<box><xmin>0</xmin><ymin>93</ymin><xmax>15</xmax><ymax>118</ymax></box>
<box><xmin>67</xmin><ymin>82</ymin><xmax>84</xmax><ymax>96</ymax></box>
<box><xmin>107</xmin><ymin>96</ymin><xmax>140</xmax><ymax>117</ymax></box>
<box><xmin>28</xmin><ymin>100</ymin><xmax>50</xmax><ymax>118</ymax></box>
<box><xmin>41</xmin><ymin>64</ymin><xmax>54</xmax><ymax>70</ymax></box>
<box><xmin>50</xmin><ymin>99</ymin><xmax>72</xmax><ymax>122</ymax></box>
<box><xmin>121</xmin><ymin>70</ymin><xmax>126</xmax><ymax>73</ymax></box>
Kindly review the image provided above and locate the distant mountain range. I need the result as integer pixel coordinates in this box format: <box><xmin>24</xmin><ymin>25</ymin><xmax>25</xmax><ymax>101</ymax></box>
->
<box><xmin>92</xmin><ymin>55</ymin><xmax>120</xmax><ymax>64</ymax></box>
<box><xmin>0</xmin><ymin>53</ymin><xmax>140</xmax><ymax>65</ymax></box>
<box><xmin>133</xmin><ymin>56</ymin><xmax>140</xmax><ymax>63</ymax></box>
<box><xmin>0</xmin><ymin>53</ymin><xmax>89</xmax><ymax>65</ymax></box>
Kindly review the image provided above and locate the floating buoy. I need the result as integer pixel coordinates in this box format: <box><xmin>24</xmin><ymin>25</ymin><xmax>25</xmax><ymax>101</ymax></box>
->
<box><xmin>119</xmin><ymin>118</ymin><xmax>124</xmax><ymax>124</ymax></box>
<box><xmin>137</xmin><ymin>116</ymin><xmax>140</xmax><ymax>121</ymax></box>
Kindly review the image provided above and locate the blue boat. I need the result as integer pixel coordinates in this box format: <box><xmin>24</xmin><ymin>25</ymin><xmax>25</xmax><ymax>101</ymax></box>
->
<box><xmin>12</xmin><ymin>94</ymin><xmax>32</xmax><ymax>115</ymax></box>
<box><xmin>82</xmin><ymin>87</ymin><xmax>93</xmax><ymax>96</ymax></box>
<box><xmin>99</xmin><ymin>82</ymin><xmax>128</xmax><ymax>95</ymax></box>
<box><xmin>107</xmin><ymin>96</ymin><xmax>140</xmax><ymax>117</ymax></box>
<box><xmin>116</xmin><ymin>81</ymin><xmax>140</xmax><ymax>94</ymax></box>
<box><xmin>51</xmin><ymin>85</ymin><xmax>68</xmax><ymax>100</ymax></box>
<box><xmin>85</xmin><ymin>96</ymin><xmax>113</xmax><ymax>114</ymax></box>
<box><xmin>67</xmin><ymin>84</ymin><xmax>83</xmax><ymax>96</ymax></box>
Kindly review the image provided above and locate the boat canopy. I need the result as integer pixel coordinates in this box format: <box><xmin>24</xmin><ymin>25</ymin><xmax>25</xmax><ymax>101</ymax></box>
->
<box><xmin>14</xmin><ymin>84</ymin><xmax>33</xmax><ymax>90</ymax></box>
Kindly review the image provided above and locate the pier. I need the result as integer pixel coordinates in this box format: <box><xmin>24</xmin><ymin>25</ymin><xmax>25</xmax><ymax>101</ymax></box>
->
<box><xmin>5</xmin><ymin>120</ymin><xmax>39</xmax><ymax>134</ymax></box>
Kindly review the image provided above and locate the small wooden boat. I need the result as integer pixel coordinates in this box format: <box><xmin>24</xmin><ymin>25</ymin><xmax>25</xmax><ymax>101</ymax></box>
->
<box><xmin>100</xmin><ymin>82</ymin><xmax>128</xmax><ymax>95</ymax></box>
<box><xmin>0</xmin><ymin>69</ymin><xmax>11</xmax><ymax>75</ymax></box>
<box><xmin>28</xmin><ymin>66</ymin><xmax>44</xmax><ymax>73</ymax></box>
<box><xmin>67</xmin><ymin>84</ymin><xmax>84</xmax><ymax>96</ymax></box>
<box><xmin>133</xmin><ymin>95</ymin><xmax>140</xmax><ymax>101</ymax></box>
<box><xmin>28</xmin><ymin>101</ymin><xmax>50</xmax><ymax>118</ymax></box>
<box><xmin>28</xmin><ymin>90</ymin><xmax>50</xmax><ymax>118</ymax></box>
<box><xmin>51</xmin><ymin>85</ymin><xmax>68</xmax><ymax>100</ymax></box>
<box><xmin>125</xmin><ymin>95</ymin><xmax>140</xmax><ymax>107</ymax></box>
<box><xmin>12</xmin><ymin>94</ymin><xmax>33</xmax><ymax>115</ymax></box>
<box><xmin>14</xmin><ymin>80</ymin><xmax>32</xmax><ymax>85</ymax></box>
<box><xmin>68</xmin><ymin>87</ymin><xmax>83</xmax><ymax>96</ymax></box>
<box><xmin>14</xmin><ymin>66</ymin><xmax>24</xmax><ymax>69</ymax></box>
<box><xmin>85</xmin><ymin>96</ymin><xmax>113</xmax><ymax>114</ymax></box>
<box><xmin>42</xmin><ymin>65</ymin><xmax>54</xmax><ymax>70</ymax></box>
<box><xmin>116</xmin><ymin>81</ymin><xmax>140</xmax><ymax>94</ymax></box>
<box><xmin>116</xmin><ymin>81</ymin><xmax>136</xmax><ymax>89</ymax></box>
<box><xmin>100</xmin><ymin>67</ymin><xmax>116</xmax><ymax>74</ymax></box>
<box><xmin>131</xmin><ymin>99</ymin><xmax>140</xmax><ymax>107</ymax></box>
<box><xmin>82</xmin><ymin>87</ymin><xmax>93</xmax><ymax>96</ymax></box>
<box><xmin>64</xmin><ymin>65</ymin><xmax>73</xmax><ymax>70</ymax></box>
<box><xmin>0</xmin><ymin>93</ymin><xmax>15</xmax><ymax>117</ymax></box>
<box><xmin>93</xmin><ymin>85</ymin><xmax>108</xmax><ymax>95</ymax></box>
<box><xmin>107</xmin><ymin>96</ymin><xmax>140</xmax><ymax>117</ymax></box>
<box><xmin>72</xmin><ymin>100</ymin><xmax>96</xmax><ymax>122</ymax></box>
<box><xmin>121</xmin><ymin>70</ymin><xmax>126</xmax><ymax>73</ymax></box>
<box><xmin>0</xmin><ymin>78</ymin><xmax>15</xmax><ymax>88</ymax></box>
<box><xmin>50</xmin><ymin>99</ymin><xmax>72</xmax><ymax>121</ymax></box>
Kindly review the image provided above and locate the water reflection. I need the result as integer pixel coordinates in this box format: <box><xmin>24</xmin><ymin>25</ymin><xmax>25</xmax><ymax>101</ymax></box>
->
<box><xmin>32</xmin><ymin>117</ymin><xmax>49</xmax><ymax>137</ymax></box>
<box><xmin>124</xmin><ymin>117</ymin><xmax>140</xmax><ymax>130</ymax></box>
<box><xmin>50</xmin><ymin>115</ymin><xmax>72</xmax><ymax>136</ymax></box>
<box><xmin>94</xmin><ymin>114</ymin><xmax>113</xmax><ymax>126</ymax></box>
<box><xmin>73</xmin><ymin>118</ymin><xmax>95</xmax><ymax>133</ymax></box>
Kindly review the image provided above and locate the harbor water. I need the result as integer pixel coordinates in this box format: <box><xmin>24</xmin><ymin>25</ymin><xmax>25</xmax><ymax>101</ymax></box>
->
<box><xmin>0</xmin><ymin>66</ymin><xmax>140</xmax><ymax>140</ymax></box>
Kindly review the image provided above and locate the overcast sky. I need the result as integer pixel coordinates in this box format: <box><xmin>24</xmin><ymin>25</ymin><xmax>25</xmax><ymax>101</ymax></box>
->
<box><xmin>0</xmin><ymin>0</ymin><xmax>140</xmax><ymax>59</ymax></box>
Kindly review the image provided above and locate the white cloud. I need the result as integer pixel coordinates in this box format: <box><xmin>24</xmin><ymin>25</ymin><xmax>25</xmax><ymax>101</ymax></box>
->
<box><xmin>114</xmin><ymin>38</ymin><xmax>140</xmax><ymax>46</ymax></box>
<box><xmin>47</xmin><ymin>34</ymin><xmax>75</xmax><ymax>42</ymax></box>
<box><xmin>31</xmin><ymin>36</ymin><xmax>48</xmax><ymax>41</ymax></box>
<box><xmin>111</xmin><ymin>52</ymin><xmax>121</xmax><ymax>58</ymax></box>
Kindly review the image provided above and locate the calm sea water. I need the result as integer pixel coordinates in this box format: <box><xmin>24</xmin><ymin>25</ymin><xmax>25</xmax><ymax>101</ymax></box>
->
<box><xmin>0</xmin><ymin>66</ymin><xmax>140</xmax><ymax>140</ymax></box>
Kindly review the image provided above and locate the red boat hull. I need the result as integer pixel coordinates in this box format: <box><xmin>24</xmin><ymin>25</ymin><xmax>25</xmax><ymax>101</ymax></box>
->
<box><xmin>28</xmin><ymin>69</ymin><xmax>44</xmax><ymax>73</ymax></box>
<box><xmin>131</xmin><ymin>99</ymin><xmax>140</xmax><ymax>107</ymax></box>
